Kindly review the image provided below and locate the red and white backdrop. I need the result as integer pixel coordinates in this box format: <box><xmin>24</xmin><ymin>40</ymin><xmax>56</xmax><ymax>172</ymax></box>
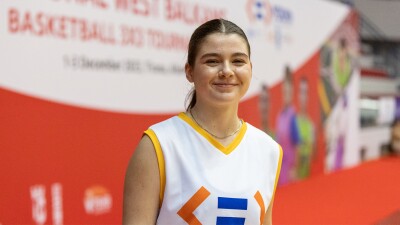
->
<box><xmin>0</xmin><ymin>0</ymin><xmax>358</xmax><ymax>223</ymax></box>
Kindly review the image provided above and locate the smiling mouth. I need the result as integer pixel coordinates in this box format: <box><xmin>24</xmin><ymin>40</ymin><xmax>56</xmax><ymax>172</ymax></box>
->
<box><xmin>213</xmin><ymin>83</ymin><xmax>238</xmax><ymax>87</ymax></box>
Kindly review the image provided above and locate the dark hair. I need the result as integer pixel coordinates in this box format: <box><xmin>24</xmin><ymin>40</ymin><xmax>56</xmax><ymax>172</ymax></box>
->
<box><xmin>391</xmin><ymin>117</ymin><xmax>400</xmax><ymax>128</ymax></box>
<box><xmin>284</xmin><ymin>65</ymin><xmax>292</xmax><ymax>82</ymax></box>
<box><xmin>339</xmin><ymin>38</ymin><xmax>347</xmax><ymax>48</ymax></box>
<box><xmin>185</xmin><ymin>18</ymin><xmax>251</xmax><ymax>111</ymax></box>
<box><xmin>387</xmin><ymin>118</ymin><xmax>400</xmax><ymax>155</ymax></box>
<box><xmin>261</xmin><ymin>84</ymin><xmax>268</xmax><ymax>91</ymax></box>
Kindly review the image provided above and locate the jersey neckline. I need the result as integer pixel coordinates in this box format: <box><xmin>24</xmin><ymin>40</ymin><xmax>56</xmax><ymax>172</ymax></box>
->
<box><xmin>178</xmin><ymin>112</ymin><xmax>247</xmax><ymax>155</ymax></box>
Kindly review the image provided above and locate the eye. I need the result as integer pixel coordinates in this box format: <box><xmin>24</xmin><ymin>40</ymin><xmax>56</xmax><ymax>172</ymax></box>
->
<box><xmin>233</xmin><ymin>59</ymin><xmax>246</xmax><ymax>65</ymax></box>
<box><xmin>205</xmin><ymin>59</ymin><xmax>219</xmax><ymax>65</ymax></box>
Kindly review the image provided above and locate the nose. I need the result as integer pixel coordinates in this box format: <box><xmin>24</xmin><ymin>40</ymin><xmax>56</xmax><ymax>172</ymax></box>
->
<box><xmin>219</xmin><ymin>62</ymin><xmax>234</xmax><ymax>77</ymax></box>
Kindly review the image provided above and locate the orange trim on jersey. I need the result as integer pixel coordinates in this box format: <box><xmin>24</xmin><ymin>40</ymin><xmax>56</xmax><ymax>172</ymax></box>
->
<box><xmin>144</xmin><ymin>129</ymin><xmax>166</xmax><ymax>207</ymax></box>
<box><xmin>178</xmin><ymin>112</ymin><xmax>247</xmax><ymax>155</ymax></box>
<box><xmin>254</xmin><ymin>191</ymin><xmax>266</xmax><ymax>225</ymax></box>
<box><xmin>273</xmin><ymin>145</ymin><xmax>284</xmax><ymax>197</ymax></box>
<box><xmin>177</xmin><ymin>186</ymin><xmax>210</xmax><ymax>225</ymax></box>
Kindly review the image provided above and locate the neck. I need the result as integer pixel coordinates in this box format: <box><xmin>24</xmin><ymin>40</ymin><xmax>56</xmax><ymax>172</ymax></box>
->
<box><xmin>189</xmin><ymin>101</ymin><xmax>241</xmax><ymax>139</ymax></box>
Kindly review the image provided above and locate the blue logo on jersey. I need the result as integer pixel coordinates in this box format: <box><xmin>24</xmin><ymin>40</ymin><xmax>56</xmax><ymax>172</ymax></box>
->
<box><xmin>217</xmin><ymin>197</ymin><xmax>248</xmax><ymax>225</ymax></box>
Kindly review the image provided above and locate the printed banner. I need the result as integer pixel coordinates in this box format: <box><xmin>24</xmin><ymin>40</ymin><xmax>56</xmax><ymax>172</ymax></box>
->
<box><xmin>0</xmin><ymin>0</ymin><xmax>348</xmax><ymax>113</ymax></box>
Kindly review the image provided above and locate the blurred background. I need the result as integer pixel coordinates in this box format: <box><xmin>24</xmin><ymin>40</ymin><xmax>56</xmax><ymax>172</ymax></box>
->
<box><xmin>0</xmin><ymin>0</ymin><xmax>399</xmax><ymax>224</ymax></box>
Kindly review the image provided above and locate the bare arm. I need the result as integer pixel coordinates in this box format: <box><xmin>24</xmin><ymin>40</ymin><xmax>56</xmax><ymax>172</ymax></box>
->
<box><xmin>263</xmin><ymin>198</ymin><xmax>274</xmax><ymax>225</ymax></box>
<box><xmin>123</xmin><ymin>135</ymin><xmax>160</xmax><ymax>224</ymax></box>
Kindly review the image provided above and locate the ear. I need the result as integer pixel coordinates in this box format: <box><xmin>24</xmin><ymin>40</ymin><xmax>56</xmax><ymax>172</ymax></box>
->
<box><xmin>185</xmin><ymin>63</ymin><xmax>194</xmax><ymax>83</ymax></box>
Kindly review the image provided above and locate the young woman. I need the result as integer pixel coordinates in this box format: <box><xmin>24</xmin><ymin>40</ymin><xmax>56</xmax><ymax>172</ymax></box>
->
<box><xmin>296</xmin><ymin>76</ymin><xmax>315</xmax><ymax>179</ymax></box>
<box><xmin>276</xmin><ymin>66</ymin><xmax>299</xmax><ymax>185</ymax></box>
<box><xmin>123</xmin><ymin>18</ymin><xmax>283</xmax><ymax>225</ymax></box>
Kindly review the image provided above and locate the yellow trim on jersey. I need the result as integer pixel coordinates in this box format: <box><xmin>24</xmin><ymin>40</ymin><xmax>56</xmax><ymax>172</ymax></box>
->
<box><xmin>272</xmin><ymin>145</ymin><xmax>283</xmax><ymax>198</ymax></box>
<box><xmin>144</xmin><ymin>129</ymin><xmax>166</xmax><ymax>207</ymax></box>
<box><xmin>178</xmin><ymin>112</ymin><xmax>247</xmax><ymax>155</ymax></box>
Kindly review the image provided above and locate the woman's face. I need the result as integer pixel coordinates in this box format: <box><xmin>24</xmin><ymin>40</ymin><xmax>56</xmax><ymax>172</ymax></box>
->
<box><xmin>186</xmin><ymin>33</ymin><xmax>252</xmax><ymax>107</ymax></box>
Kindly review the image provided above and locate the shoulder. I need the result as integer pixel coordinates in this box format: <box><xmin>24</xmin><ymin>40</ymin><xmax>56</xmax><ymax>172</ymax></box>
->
<box><xmin>246</xmin><ymin>123</ymin><xmax>271</xmax><ymax>137</ymax></box>
<box><xmin>149</xmin><ymin>115</ymin><xmax>180</xmax><ymax>129</ymax></box>
<box><xmin>245</xmin><ymin>123</ymin><xmax>281</xmax><ymax>153</ymax></box>
<box><xmin>147</xmin><ymin>115</ymin><xmax>184</xmax><ymax>135</ymax></box>
<box><xmin>146</xmin><ymin>114</ymin><xmax>188</xmax><ymax>145</ymax></box>
<box><xmin>245</xmin><ymin>123</ymin><xmax>283</xmax><ymax>173</ymax></box>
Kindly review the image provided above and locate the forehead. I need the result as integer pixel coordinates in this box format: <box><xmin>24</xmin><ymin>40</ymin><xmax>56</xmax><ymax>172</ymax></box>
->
<box><xmin>198</xmin><ymin>33</ymin><xmax>249</xmax><ymax>54</ymax></box>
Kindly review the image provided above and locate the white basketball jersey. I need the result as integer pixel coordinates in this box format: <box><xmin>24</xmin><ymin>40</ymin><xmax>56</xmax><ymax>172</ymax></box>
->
<box><xmin>145</xmin><ymin>113</ymin><xmax>282</xmax><ymax>225</ymax></box>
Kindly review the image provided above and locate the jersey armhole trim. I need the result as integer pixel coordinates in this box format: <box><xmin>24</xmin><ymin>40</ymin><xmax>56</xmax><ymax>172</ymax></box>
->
<box><xmin>272</xmin><ymin>144</ymin><xmax>283</xmax><ymax>198</ymax></box>
<box><xmin>144</xmin><ymin>129</ymin><xmax>166</xmax><ymax>207</ymax></box>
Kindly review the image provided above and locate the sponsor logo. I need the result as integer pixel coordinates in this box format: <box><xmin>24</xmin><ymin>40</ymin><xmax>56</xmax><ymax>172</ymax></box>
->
<box><xmin>246</xmin><ymin>0</ymin><xmax>273</xmax><ymax>24</ymax></box>
<box><xmin>246</xmin><ymin>0</ymin><xmax>293</xmax><ymax>49</ymax></box>
<box><xmin>30</xmin><ymin>183</ymin><xmax>63</xmax><ymax>225</ymax></box>
<box><xmin>51</xmin><ymin>183</ymin><xmax>63</xmax><ymax>225</ymax></box>
<box><xmin>246</xmin><ymin>0</ymin><xmax>292</xmax><ymax>25</ymax></box>
<box><xmin>177</xmin><ymin>187</ymin><xmax>266</xmax><ymax>225</ymax></box>
<box><xmin>30</xmin><ymin>185</ymin><xmax>47</xmax><ymax>225</ymax></box>
<box><xmin>84</xmin><ymin>185</ymin><xmax>112</xmax><ymax>215</ymax></box>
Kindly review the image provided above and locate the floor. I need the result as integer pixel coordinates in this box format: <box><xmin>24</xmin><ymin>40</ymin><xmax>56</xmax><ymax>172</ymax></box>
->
<box><xmin>273</xmin><ymin>156</ymin><xmax>400</xmax><ymax>225</ymax></box>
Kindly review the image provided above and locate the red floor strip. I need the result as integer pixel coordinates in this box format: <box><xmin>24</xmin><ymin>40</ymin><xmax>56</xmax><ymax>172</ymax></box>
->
<box><xmin>274</xmin><ymin>157</ymin><xmax>400</xmax><ymax>225</ymax></box>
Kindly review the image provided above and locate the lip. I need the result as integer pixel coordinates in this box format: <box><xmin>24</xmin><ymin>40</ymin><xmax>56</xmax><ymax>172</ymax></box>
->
<box><xmin>213</xmin><ymin>83</ymin><xmax>238</xmax><ymax>86</ymax></box>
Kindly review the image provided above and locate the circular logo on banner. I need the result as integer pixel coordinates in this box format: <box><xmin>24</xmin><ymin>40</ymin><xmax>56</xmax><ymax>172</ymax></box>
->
<box><xmin>246</xmin><ymin>0</ymin><xmax>272</xmax><ymax>24</ymax></box>
<box><xmin>84</xmin><ymin>185</ymin><xmax>112</xmax><ymax>215</ymax></box>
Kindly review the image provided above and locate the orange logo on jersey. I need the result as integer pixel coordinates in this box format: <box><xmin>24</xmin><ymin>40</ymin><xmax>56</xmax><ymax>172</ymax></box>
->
<box><xmin>177</xmin><ymin>186</ymin><xmax>210</xmax><ymax>225</ymax></box>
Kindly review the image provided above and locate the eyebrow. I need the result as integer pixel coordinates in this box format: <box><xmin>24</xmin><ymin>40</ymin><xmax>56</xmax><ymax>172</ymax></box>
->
<box><xmin>199</xmin><ymin>52</ymin><xmax>249</xmax><ymax>59</ymax></box>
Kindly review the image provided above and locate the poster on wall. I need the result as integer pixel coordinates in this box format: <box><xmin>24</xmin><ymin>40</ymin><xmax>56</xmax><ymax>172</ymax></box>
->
<box><xmin>261</xmin><ymin>8</ymin><xmax>359</xmax><ymax>185</ymax></box>
<box><xmin>319</xmin><ymin>10</ymin><xmax>360</xmax><ymax>172</ymax></box>
<box><xmin>0</xmin><ymin>0</ymin><xmax>351</xmax><ymax>223</ymax></box>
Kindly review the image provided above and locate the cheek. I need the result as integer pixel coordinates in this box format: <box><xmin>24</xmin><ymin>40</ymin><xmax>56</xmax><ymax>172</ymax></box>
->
<box><xmin>236</xmin><ymin>67</ymin><xmax>252</xmax><ymax>82</ymax></box>
<box><xmin>192</xmin><ymin>68</ymin><xmax>215</xmax><ymax>89</ymax></box>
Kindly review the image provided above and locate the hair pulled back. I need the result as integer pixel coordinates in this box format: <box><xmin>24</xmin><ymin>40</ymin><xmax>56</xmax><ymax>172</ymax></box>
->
<box><xmin>185</xmin><ymin>18</ymin><xmax>251</xmax><ymax>111</ymax></box>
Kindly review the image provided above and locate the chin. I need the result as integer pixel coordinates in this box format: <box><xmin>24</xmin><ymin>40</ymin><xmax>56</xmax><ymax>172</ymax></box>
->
<box><xmin>212</xmin><ymin>97</ymin><xmax>241</xmax><ymax>106</ymax></box>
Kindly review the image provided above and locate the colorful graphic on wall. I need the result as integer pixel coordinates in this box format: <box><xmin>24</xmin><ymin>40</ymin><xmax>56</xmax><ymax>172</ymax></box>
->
<box><xmin>260</xmin><ymin>9</ymin><xmax>359</xmax><ymax>185</ymax></box>
<box><xmin>321</xmin><ymin>11</ymin><xmax>360</xmax><ymax>172</ymax></box>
